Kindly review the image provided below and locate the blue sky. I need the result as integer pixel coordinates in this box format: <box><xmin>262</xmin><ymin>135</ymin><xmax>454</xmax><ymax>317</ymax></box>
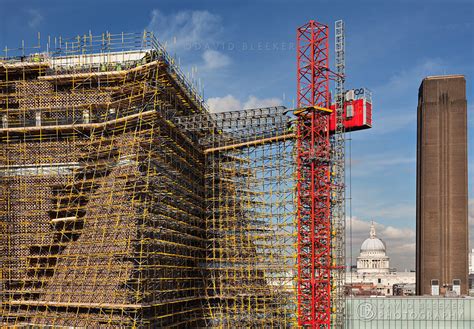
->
<box><xmin>1</xmin><ymin>0</ymin><xmax>473</xmax><ymax>270</ymax></box>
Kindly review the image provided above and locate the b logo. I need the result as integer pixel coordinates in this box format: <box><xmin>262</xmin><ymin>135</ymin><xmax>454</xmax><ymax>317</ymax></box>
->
<box><xmin>357</xmin><ymin>302</ymin><xmax>376</xmax><ymax>321</ymax></box>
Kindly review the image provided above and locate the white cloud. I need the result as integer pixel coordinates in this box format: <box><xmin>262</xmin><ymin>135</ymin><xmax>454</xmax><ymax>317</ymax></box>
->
<box><xmin>207</xmin><ymin>95</ymin><xmax>241</xmax><ymax>112</ymax></box>
<box><xmin>351</xmin><ymin>153</ymin><xmax>415</xmax><ymax>178</ymax></box>
<box><xmin>372</xmin><ymin>111</ymin><xmax>417</xmax><ymax>135</ymax></box>
<box><xmin>26</xmin><ymin>9</ymin><xmax>43</xmax><ymax>29</ymax></box>
<box><xmin>377</xmin><ymin>58</ymin><xmax>446</xmax><ymax>101</ymax></box>
<box><xmin>147</xmin><ymin>9</ymin><xmax>221</xmax><ymax>51</ymax></box>
<box><xmin>243</xmin><ymin>96</ymin><xmax>282</xmax><ymax>109</ymax></box>
<box><xmin>346</xmin><ymin>217</ymin><xmax>416</xmax><ymax>271</ymax></box>
<box><xmin>147</xmin><ymin>9</ymin><xmax>229</xmax><ymax>79</ymax></box>
<box><xmin>202</xmin><ymin>49</ymin><xmax>231</xmax><ymax>70</ymax></box>
<box><xmin>354</xmin><ymin>199</ymin><xmax>416</xmax><ymax>223</ymax></box>
<box><xmin>366</xmin><ymin>58</ymin><xmax>448</xmax><ymax>136</ymax></box>
<box><xmin>383</xmin><ymin>225</ymin><xmax>415</xmax><ymax>240</ymax></box>
<box><xmin>207</xmin><ymin>95</ymin><xmax>283</xmax><ymax>113</ymax></box>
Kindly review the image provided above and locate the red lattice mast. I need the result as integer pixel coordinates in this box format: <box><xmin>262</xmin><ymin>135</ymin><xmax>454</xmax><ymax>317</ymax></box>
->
<box><xmin>296</xmin><ymin>20</ymin><xmax>332</xmax><ymax>327</ymax></box>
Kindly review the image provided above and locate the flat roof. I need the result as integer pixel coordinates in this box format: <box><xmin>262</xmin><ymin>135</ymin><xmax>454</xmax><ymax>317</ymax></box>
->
<box><xmin>424</xmin><ymin>74</ymin><xmax>465</xmax><ymax>80</ymax></box>
<box><xmin>50</xmin><ymin>49</ymin><xmax>151</xmax><ymax>68</ymax></box>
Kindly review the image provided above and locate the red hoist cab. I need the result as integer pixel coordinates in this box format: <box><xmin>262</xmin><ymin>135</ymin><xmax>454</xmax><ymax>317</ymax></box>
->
<box><xmin>329</xmin><ymin>88</ymin><xmax>372</xmax><ymax>133</ymax></box>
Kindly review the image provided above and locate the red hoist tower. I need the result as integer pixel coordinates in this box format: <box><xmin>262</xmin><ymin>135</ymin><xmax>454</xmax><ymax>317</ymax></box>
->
<box><xmin>296</xmin><ymin>20</ymin><xmax>372</xmax><ymax>328</ymax></box>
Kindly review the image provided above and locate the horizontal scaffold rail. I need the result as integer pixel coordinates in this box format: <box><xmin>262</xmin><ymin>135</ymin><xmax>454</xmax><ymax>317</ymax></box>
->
<box><xmin>0</xmin><ymin>109</ymin><xmax>156</xmax><ymax>133</ymax></box>
<box><xmin>204</xmin><ymin>133</ymin><xmax>295</xmax><ymax>153</ymax></box>
<box><xmin>174</xmin><ymin>106</ymin><xmax>288</xmax><ymax>131</ymax></box>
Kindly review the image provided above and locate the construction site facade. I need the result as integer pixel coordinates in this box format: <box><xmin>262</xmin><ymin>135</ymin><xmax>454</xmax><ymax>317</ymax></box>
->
<box><xmin>0</xmin><ymin>32</ymin><xmax>300</xmax><ymax>327</ymax></box>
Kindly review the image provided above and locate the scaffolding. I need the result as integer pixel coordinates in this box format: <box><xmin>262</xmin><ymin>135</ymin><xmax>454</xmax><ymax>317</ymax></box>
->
<box><xmin>331</xmin><ymin>19</ymin><xmax>346</xmax><ymax>328</ymax></box>
<box><xmin>0</xmin><ymin>32</ymin><xmax>299</xmax><ymax>328</ymax></box>
<box><xmin>176</xmin><ymin>107</ymin><xmax>297</xmax><ymax>326</ymax></box>
<box><xmin>0</xmin><ymin>22</ymin><xmax>353</xmax><ymax>327</ymax></box>
<box><xmin>0</xmin><ymin>32</ymin><xmax>207</xmax><ymax>327</ymax></box>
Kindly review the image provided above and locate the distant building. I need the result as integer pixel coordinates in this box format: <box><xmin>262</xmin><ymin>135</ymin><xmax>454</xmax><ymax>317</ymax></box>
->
<box><xmin>469</xmin><ymin>250</ymin><xmax>474</xmax><ymax>296</ymax></box>
<box><xmin>393</xmin><ymin>283</ymin><xmax>416</xmax><ymax>296</ymax></box>
<box><xmin>346</xmin><ymin>222</ymin><xmax>415</xmax><ymax>296</ymax></box>
<box><xmin>469</xmin><ymin>249</ymin><xmax>474</xmax><ymax>274</ymax></box>
<box><xmin>469</xmin><ymin>273</ymin><xmax>474</xmax><ymax>297</ymax></box>
<box><xmin>357</xmin><ymin>222</ymin><xmax>390</xmax><ymax>274</ymax></box>
<box><xmin>416</xmin><ymin>75</ymin><xmax>468</xmax><ymax>296</ymax></box>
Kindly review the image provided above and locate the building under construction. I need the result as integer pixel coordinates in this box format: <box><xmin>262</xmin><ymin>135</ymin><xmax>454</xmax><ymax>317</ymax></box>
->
<box><xmin>0</xmin><ymin>23</ymin><xmax>372</xmax><ymax>328</ymax></box>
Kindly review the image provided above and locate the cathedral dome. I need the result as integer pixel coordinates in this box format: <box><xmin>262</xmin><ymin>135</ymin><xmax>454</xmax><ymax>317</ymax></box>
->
<box><xmin>360</xmin><ymin>236</ymin><xmax>386</xmax><ymax>253</ymax></box>
<box><xmin>356</xmin><ymin>221</ymin><xmax>390</xmax><ymax>274</ymax></box>
<box><xmin>360</xmin><ymin>222</ymin><xmax>386</xmax><ymax>253</ymax></box>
